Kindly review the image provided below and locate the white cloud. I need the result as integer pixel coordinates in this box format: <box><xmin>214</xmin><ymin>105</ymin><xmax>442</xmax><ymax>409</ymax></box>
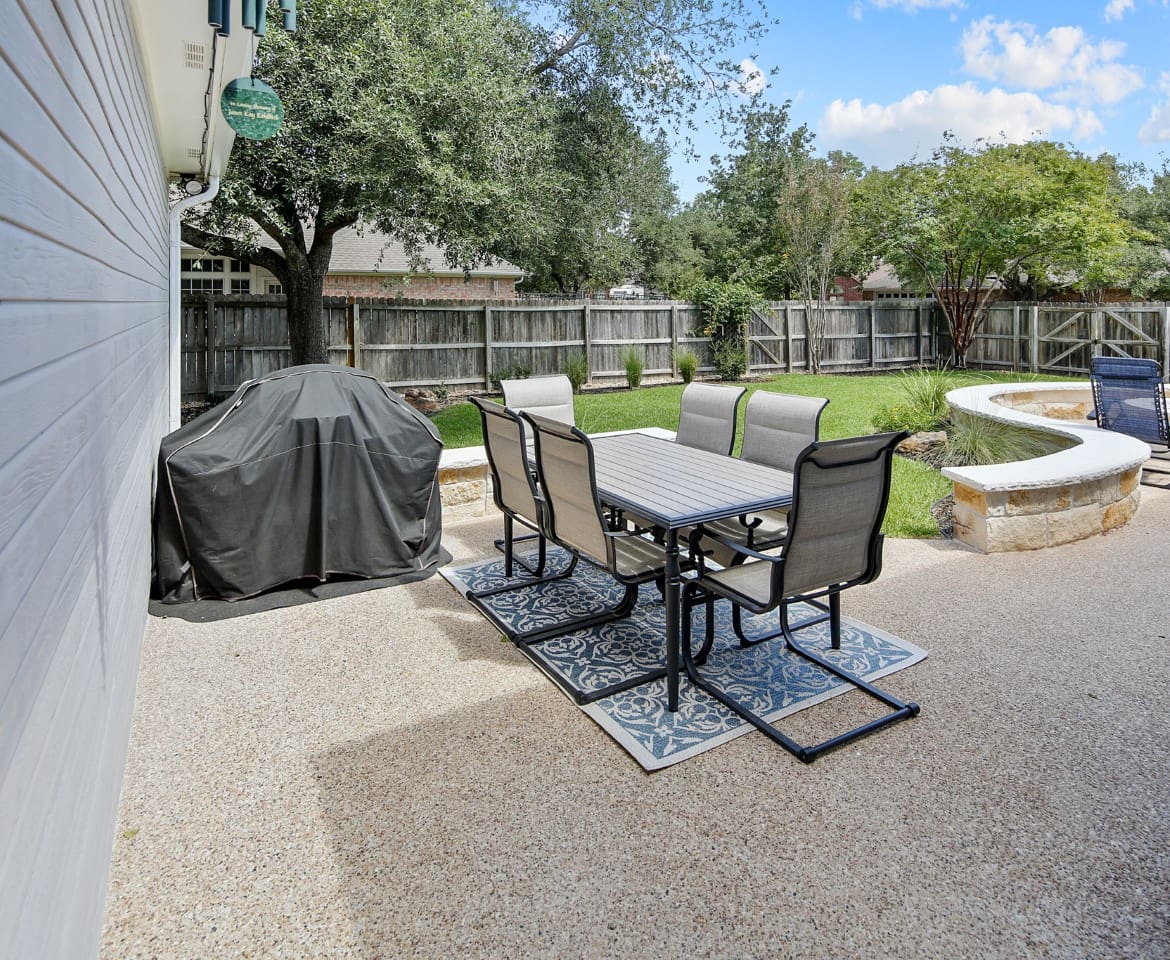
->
<box><xmin>1104</xmin><ymin>0</ymin><xmax>1134</xmax><ymax>21</ymax></box>
<box><xmin>734</xmin><ymin>58</ymin><xmax>766</xmax><ymax>98</ymax></box>
<box><xmin>1139</xmin><ymin>75</ymin><xmax>1170</xmax><ymax>142</ymax></box>
<box><xmin>818</xmin><ymin>83</ymin><xmax>1102</xmax><ymax>167</ymax></box>
<box><xmin>870</xmin><ymin>0</ymin><xmax>965</xmax><ymax>9</ymax></box>
<box><xmin>960</xmin><ymin>17</ymin><xmax>1142</xmax><ymax>105</ymax></box>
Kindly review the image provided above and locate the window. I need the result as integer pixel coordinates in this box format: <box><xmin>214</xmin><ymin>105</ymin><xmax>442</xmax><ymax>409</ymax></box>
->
<box><xmin>267</xmin><ymin>282</ymin><xmax>283</xmax><ymax>294</ymax></box>
<box><xmin>180</xmin><ymin>256</ymin><xmax>224</xmax><ymax>272</ymax></box>
<box><xmin>230</xmin><ymin>278</ymin><xmax>251</xmax><ymax>294</ymax></box>
<box><xmin>181</xmin><ymin>277</ymin><xmax>224</xmax><ymax>293</ymax></box>
<box><xmin>230</xmin><ymin>258</ymin><xmax>250</xmax><ymax>273</ymax></box>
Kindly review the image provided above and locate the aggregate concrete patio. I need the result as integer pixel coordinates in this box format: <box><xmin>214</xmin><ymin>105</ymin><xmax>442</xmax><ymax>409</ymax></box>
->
<box><xmin>100</xmin><ymin>490</ymin><xmax>1170</xmax><ymax>959</ymax></box>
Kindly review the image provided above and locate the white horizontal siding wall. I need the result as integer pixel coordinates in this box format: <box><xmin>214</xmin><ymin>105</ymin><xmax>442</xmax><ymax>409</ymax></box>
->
<box><xmin>0</xmin><ymin>0</ymin><xmax>169</xmax><ymax>957</ymax></box>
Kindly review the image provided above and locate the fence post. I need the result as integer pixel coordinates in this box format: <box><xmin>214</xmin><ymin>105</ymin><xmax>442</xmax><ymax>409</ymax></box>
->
<box><xmin>1029</xmin><ymin>304</ymin><xmax>1040</xmax><ymax>373</ymax></box>
<box><xmin>915</xmin><ymin>302</ymin><xmax>924</xmax><ymax>365</ymax></box>
<box><xmin>583</xmin><ymin>301</ymin><xmax>593</xmax><ymax>383</ymax></box>
<box><xmin>1162</xmin><ymin>302</ymin><xmax>1170</xmax><ymax>377</ymax></box>
<box><xmin>483</xmin><ymin>304</ymin><xmax>493</xmax><ymax>389</ymax></box>
<box><xmin>783</xmin><ymin>303</ymin><xmax>793</xmax><ymax>372</ymax></box>
<box><xmin>669</xmin><ymin>303</ymin><xmax>679</xmax><ymax>378</ymax></box>
<box><xmin>1012</xmin><ymin>304</ymin><xmax>1020</xmax><ymax>371</ymax></box>
<box><xmin>203</xmin><ymin>293</ymin><xmax>215</xmax><ymax>395</ymax></box>
<box><xmin>868</xmin><ymin>301</ymin><xmax>877</xmax><ymax>370</ymax></box>
<box><xmin>345</xmin><ymin>298</ymin><xmax>361</xmax><ymax>368</ymax></box>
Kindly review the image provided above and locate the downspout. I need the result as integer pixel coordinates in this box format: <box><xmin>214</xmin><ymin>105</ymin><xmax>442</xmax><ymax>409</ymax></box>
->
<box><xmin>168</xmin><ymin>176</ymin><xmax>220</xmax><ymax>432</ymax></box>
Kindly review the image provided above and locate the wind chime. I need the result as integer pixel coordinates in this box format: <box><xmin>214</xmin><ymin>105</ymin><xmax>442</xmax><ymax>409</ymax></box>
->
<box><xmin>208</xmin><ymin>0</ymin><xmax>298</xmax><ymax>37</ymax></box>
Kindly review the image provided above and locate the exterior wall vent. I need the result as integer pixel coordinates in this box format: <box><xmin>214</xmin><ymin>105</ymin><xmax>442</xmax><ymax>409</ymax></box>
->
<box><xmin>184</xmin><ymin>42</ymin><xmax>207</xmax><ymax>70</ymax></box>
<box><xmin>187</xmin><ymin>148</ymin><xmax>203</xmax><ymax>159</ymax></box>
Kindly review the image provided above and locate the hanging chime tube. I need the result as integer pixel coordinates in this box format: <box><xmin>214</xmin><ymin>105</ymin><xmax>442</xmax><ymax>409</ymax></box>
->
<box><xmin>241</xmin><ymin>0</ymin><xmax>256</xmax><ymax>31</ymax></box>
<box><xmin>207</xmin><ymin>0</ymin><xmax>223</xmax><ymax>29</ymax></box>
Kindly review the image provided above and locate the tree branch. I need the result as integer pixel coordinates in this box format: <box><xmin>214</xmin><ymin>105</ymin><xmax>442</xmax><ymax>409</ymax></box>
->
<box><xmin>180</xmin><ymin>223</ymin><xmax>289</xmax><ymax>280</ymax></box>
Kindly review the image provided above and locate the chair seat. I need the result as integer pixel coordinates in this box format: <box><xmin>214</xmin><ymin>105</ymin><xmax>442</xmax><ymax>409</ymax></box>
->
<box><xmin>698</xmin><ymin>556</ymin><xmax>775</xmax><ymax>609</ymax></box>
<box><xmin>612</xmin><ymin>533</ymin><xmax>666</xmax><ymax>579</ymax></box>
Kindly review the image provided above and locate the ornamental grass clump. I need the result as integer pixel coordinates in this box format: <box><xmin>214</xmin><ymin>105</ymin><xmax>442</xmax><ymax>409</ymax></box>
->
<box><xmin>563</xmin><ymin>352</ymin><xmax>588</xmax><ymax>393</ymax></box>
<box><xmin>674</xmin><ymin>348</ymin><xmax>699</xmax><ymax>384</ymax></box>
<box><xmin>871</xmin><ymin>367</ymin><xmax>957</xmax><ymax>433</ymax></box>
<box><xmin>622</xmin><ymin>346</ymin><xmax>644</xmax><ymax>389</ymax></box>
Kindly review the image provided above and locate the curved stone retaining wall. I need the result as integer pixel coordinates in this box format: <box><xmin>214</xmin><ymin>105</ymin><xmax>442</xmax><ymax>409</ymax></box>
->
<box><xmin>944</xmin><ymin>383</ymin><xmax>1150</xmax><ymax>552</ymax></box>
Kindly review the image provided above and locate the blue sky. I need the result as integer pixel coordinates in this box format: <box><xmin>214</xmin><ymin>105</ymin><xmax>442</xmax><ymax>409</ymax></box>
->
<box><xmin>671</xmin><ymin>0</ymin><xmax>1170</xmax><ymax>200</ymax></box>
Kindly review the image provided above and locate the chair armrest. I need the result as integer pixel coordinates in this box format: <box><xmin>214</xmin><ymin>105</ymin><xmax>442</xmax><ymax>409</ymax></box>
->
<box><xmin>689</xmin><ymin>523</ymin><xmax>782</xmax><ymax>569</ymax></box>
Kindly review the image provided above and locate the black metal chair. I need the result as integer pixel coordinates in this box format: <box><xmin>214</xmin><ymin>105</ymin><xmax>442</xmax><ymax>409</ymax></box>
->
<box><xmin>689</xmin><ymin>391</ymin><xmax>828</xmax><ymax>563</ymax></box>
<box><xmin>468</xmin><ymin>397</ymin><xmax>576</xmax><ymax>593</ymax></box>
<box><xmin>1089</xmin><ymin>356</ymin><xmax>1168</xmax><ymax>448</ymax></box>
<box><xmin>675</xmin><ymin>382</ymin><xmax>747</xmax><ymax>455</ymax></box>
<box><xmin>682</xmin><ymin>431</ymin><xmax>920</xmax><ymax>763</ymax></box>
<box><xmin>520</xmin><ymin>411</ymin><xmax>673</xmax><ymax>703</ymax></box>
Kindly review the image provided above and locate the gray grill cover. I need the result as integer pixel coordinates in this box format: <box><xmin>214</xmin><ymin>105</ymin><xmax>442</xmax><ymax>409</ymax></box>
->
<box><xmin>153</xmin><ymin>365</ymin><xmax>445</xmax><ymax>603</ymax></box>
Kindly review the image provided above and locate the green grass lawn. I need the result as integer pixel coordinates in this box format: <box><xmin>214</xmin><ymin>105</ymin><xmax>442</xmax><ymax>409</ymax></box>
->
<box><xmin>432</xmin><ymin>370</ymin><xmax>1071</xmax><ymax>538</ymax></box>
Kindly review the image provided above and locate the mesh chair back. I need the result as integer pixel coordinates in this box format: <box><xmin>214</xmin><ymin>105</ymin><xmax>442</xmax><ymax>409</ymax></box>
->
<box><xmin>501</xmin><ymin>375</ymin><xmax>576</xmax><ymax>426</ymax></box>
<box><xmin>740</xmin><ymin>392</ymin><xmax>828</xmax><ymax>472</ymax></box>
<box><xmin>522</xmin><ymin>413</ymin><xmax>610</xmax><ymax>566</ymax></box>
<box><xmin>778</xmin><ymin>432</ymin><xmax>904</xmax><ymax>600</ymax></box>
<box><xmin>1090</xmin><ymin>356</ymin><xmax>1168</xmax><ymax>445</ymax></box>
<box><xmin>675</xmin><ymin>383</ymin><xmax>746</xmax><ymax>455</ymax></box>
<box><xmin>470</xmin><ymin>397</ymin><xmax>540</xmax><ymax>526</ymax></box>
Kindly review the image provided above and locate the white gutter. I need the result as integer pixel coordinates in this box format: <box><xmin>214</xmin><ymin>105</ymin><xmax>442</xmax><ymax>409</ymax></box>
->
<box><xmin>168</xmin><ymin>176</ymin><xmax>220</xmax><ymax>432</ymax></box>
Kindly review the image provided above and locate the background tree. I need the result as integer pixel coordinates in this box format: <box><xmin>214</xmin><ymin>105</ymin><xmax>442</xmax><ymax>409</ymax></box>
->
<box><xmin>504</xmin><ymin>109</ymin><xmax>678</xmax><ymax>295</ymax></box>
<box><xmin>703</xmin><ymin>103</ymin><xmax>814</xmax><ymax>298</ymax></box>
<box><xmin>774</xmin><ymin>150</ymin><xmax>865</xmax><ymax>373</ymax></box>
<box><xmin>186</xmin><ymin>0</ymin><xmax>771</xmax><ymax>364</ymax></box>
<box><xmin>185</xmin><ymin>0</ymin><xmax>555</xmax><ymax>364</ymax></box>
<box><xmin>853</xmin><ymin>139</ymin><xmax>1127</xmax><ymax>366</ymax></box>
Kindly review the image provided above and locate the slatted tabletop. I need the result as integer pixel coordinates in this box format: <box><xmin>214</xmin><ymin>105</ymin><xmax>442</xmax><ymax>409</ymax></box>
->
<box><xmin>590</xmin><ymin>432</ymin><xmax>793</xmax><ymax>529</ymax></box>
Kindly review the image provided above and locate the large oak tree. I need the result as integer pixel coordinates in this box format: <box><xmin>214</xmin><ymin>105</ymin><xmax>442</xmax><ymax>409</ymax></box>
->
<box><xmin>185</xmin><ymin>0</ymin><xmax>770</xmax><ymax>363</ymax></box>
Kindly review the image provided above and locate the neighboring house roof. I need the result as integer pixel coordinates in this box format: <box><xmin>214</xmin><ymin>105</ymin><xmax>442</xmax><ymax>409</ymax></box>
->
<box><xmin>184</xmin><ymin>224</ymin><xmax>524</xmax><ymax>279</ymax></box>
<box><xmin>861</xmin><ymin>263</ymin><xmax>907</xmax><ymax>293</ymax></box>
<box><xmin>322</xmin><ymin>227</ymin><xmax>523</xmax><ymax>278</ymax></box>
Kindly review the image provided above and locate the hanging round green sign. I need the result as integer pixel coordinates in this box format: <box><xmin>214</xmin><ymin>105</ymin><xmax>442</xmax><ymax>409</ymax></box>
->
<box><xmin>221</xmin><ymin>77</ymin><xmax>283</xmax><ymax>140</ymax></box>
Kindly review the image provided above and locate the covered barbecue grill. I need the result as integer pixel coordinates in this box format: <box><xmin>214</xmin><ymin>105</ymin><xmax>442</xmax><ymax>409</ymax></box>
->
<box><xmin>153</xmin><ymin>365</ymin><xmax>445</xmax><ymax>603</ymax></box>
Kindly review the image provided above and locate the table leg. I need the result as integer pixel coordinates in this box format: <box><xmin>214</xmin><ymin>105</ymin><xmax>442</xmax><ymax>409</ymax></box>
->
<box><xmin>664</xmin><ymin>529</ymin><xmax>680</xmax><ymax>711</ymax></box>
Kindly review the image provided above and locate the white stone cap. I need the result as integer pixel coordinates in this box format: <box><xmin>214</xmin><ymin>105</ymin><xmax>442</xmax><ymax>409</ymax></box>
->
<box><xmin>942</xmin><ymin>382</ymin><xmax>1150</xmax><ymax>492</ymax></box>
<box><xmin>439</xmin><ymin>426</ymin><xmax>676</xmax><ymax>471</ymax></box>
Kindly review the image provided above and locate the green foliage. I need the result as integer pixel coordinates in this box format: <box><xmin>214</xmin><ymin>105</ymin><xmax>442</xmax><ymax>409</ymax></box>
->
<box><xmin>711</xmin><ymin>339</ymin><xmax>748</xmax><ymax>381</ymax></box>
<box><xmin>689</xmin><ymin>279</ymin><xmax>761</xmax><ymax>338</ymax></box>
<box><xmin>622</xmin><ymin>347</ymin><xmax>644</xmax><ymax>389</ymax></box>
<box><xmin>187</xmin><ymin>0</ymin><xmax>772</xmax><ymax>362</ymax></box>
<box><xmin>853</xmin><ymin>139</ymin><xmax>1129</xmax><ymax>365</ymax></box>
<box><xmin>490</xmin><ymin>362</ymin><xmax>531</xmax><ymax>390</ymax></box>
<box><xmin>673</xmin><ymin>348</ymin><xmax>699</xmax><ymax>384</ymax></box>
<box><xmin>942</xmin><ymin>411</ymin><xmax>1069</xmax><ymax>467</ymax></box>
<box><xmin>870</xmin><ymin>368</ymin><xmax>956</xmax><ymax>433</ymax></box>
<box><xmin>563</xmin><ymin>352</ymin><xmax>589</xmax><ymax>393</ymax></box>
<box><xmin>689</xmin><ymin>279</ymin><xmax>758</xmax><ymax>380</ymax></box>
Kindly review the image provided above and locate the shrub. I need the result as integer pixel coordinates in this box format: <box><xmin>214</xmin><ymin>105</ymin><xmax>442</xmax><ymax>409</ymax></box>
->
<box><xmin>689</xmin><ymin>279</ymin><xmax>761</xmax><ymax>382</ymax></box>
<box><xmin>871</xmin><ymin>367</ymin><xmax>956</xmax><ymax>433</ymax></box>
<box><xmin>674</xmin><ymin>348</ymin><xmax>699</xmax><ymax>384</ymax></box>
<box><xmin>621</xmin><ymin>346</ymin><xmax>644</xmax><ymax>389</ymax></box>
<box><xmin>489</xmin><ymin>361</ymin><xmax>531</xmax><ymax>391</ymax></box>
<box><xmin>711</xmin><ymin>339</ymin><xmax>747</xmax><ymax>381</ymax></box>
<box><xmin>941</xmin><ymin>411</ymin><xmax>1066</xmax><ymax>467</ymax></box>
<box><xmin>563</xmin><ymin>352</ymin><xmax>588</xmax><ymax>393</ymax></box>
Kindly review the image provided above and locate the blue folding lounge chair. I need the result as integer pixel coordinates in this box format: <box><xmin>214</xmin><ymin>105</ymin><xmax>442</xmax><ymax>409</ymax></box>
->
<box><xmin>1089</xmin><ymin>356</ymin><xmax>1169</xmax><ymax>449</ymax></box>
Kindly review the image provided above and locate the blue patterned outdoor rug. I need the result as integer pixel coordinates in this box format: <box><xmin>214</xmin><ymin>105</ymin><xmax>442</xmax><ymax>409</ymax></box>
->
<box><xmin>442</xmin><ymin>547</ymin><xmax>927</xmax><ymax>770</ymax></box>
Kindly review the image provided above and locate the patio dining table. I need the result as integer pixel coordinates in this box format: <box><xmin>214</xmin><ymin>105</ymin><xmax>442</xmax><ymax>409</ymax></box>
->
<box><xmin>588</xmin><ymin>431</ymin><xmax>794</xmax><ymax>711</ymax></box>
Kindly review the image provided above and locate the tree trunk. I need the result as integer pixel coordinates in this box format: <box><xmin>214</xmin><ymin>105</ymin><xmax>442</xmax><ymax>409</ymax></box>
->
<box><xmin>285</xmin><ymin>265</ymin><xmax>330</xmax><ymax>365</ymax></box>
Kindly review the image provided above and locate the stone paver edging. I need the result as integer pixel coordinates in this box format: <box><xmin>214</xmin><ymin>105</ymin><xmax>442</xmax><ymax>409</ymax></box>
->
<box><xmin>943</xmin><ymin>382</ymin><xmax>1150</xmax><ymax>552</ymax></box>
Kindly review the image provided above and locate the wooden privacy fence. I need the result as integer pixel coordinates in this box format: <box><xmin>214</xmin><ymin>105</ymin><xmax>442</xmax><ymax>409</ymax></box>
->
<box><xmin>958</xmin><ymin>302</ymin><xmax>1170</xmax><ymax>375</ymax></box>
<box><xmin>180</xmin><ymin>295</ymin><xmax>1170</xmax><ymax>400</ymax></box>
